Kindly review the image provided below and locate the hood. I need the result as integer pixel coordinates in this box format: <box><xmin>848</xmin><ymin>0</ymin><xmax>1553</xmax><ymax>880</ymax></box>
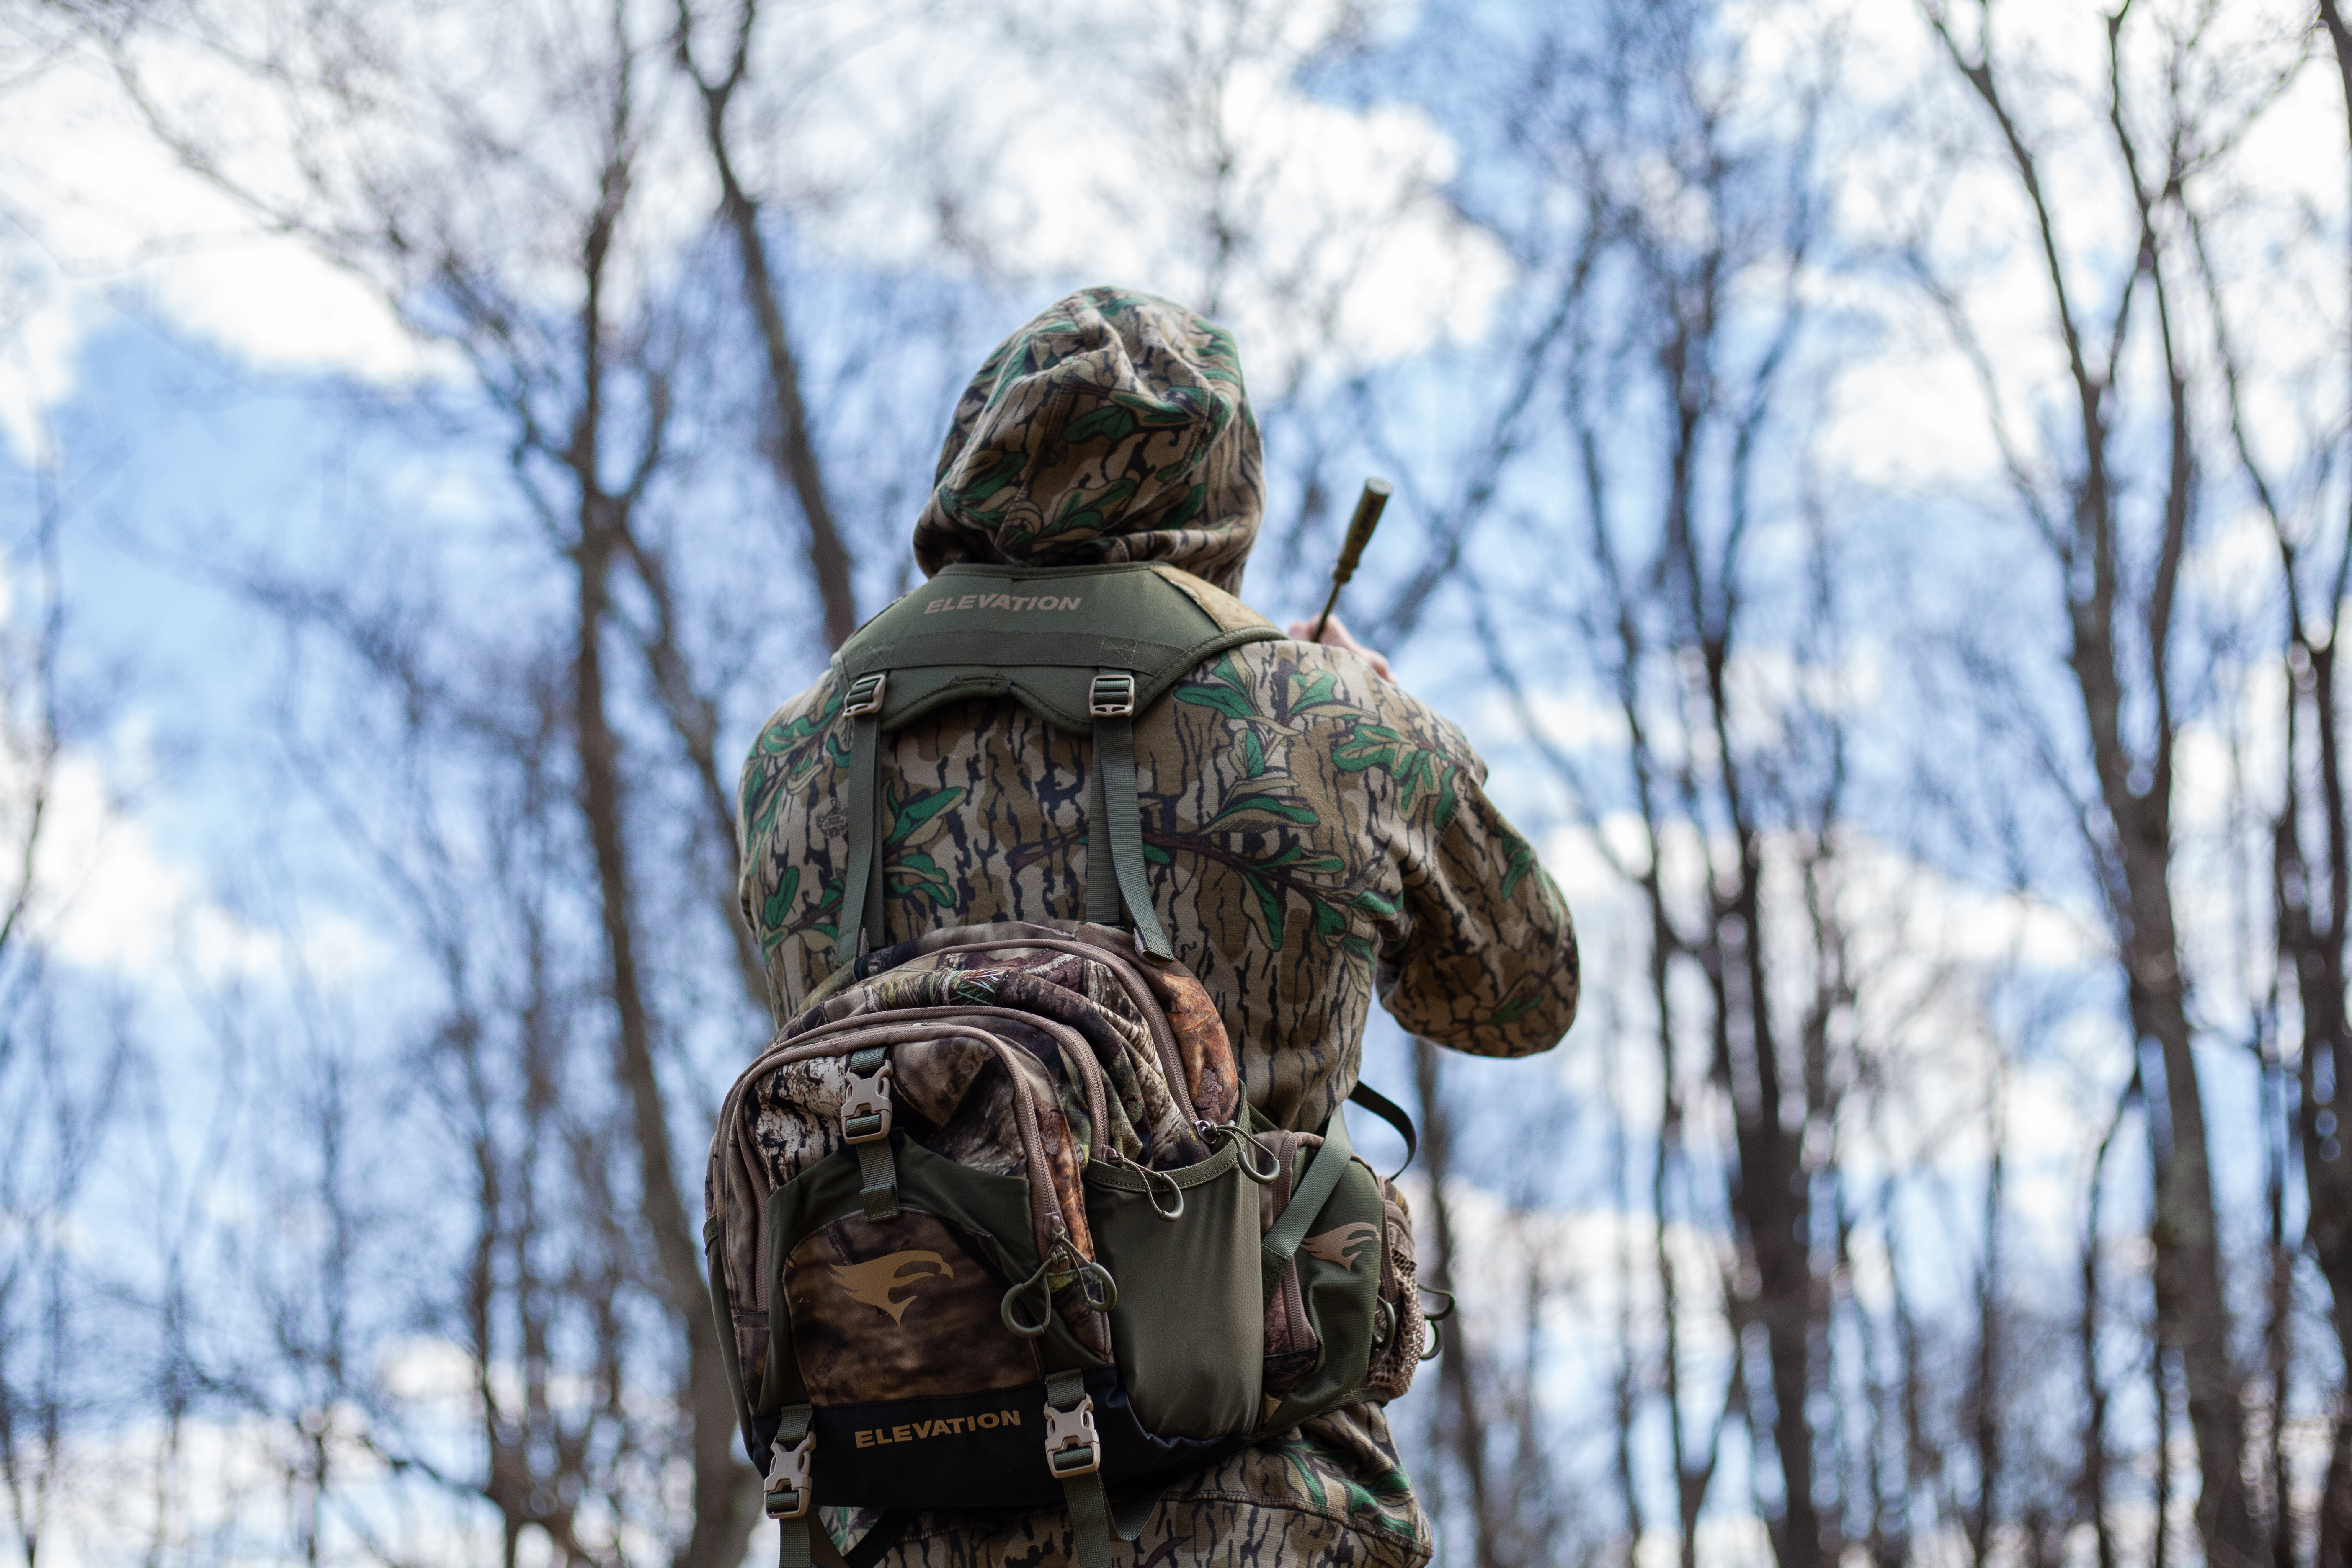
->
<box><xmin>911</xmin><ymin>286</ymin><xmax>1263</xmax><ymax>593</ymax></box>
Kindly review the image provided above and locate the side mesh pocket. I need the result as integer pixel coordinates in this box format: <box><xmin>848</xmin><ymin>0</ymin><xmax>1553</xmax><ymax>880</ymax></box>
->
<box><xmin>1363</xmin><ymin>1180</ymin><xmax>1426</xmax><ymax>1402</ymax></box>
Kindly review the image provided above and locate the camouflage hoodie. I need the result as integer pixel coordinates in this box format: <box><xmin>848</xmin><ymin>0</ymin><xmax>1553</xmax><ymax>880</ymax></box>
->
<box><xmin>738</xmin><ymin>287</ymin><xmax>1578</xmax><ymax>1568</ymax></box>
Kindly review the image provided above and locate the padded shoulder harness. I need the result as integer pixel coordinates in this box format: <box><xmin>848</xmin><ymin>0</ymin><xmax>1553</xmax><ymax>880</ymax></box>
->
<box><xmin>830</xmin><ymin>563</ymin><xmax>1283</xmax><ymax>961</ymax></box>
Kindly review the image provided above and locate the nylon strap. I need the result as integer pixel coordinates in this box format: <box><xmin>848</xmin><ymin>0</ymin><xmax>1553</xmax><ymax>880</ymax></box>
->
<box><xmin>840</xmin><ymin>681</ymin><xmax>887</xmax><ymax>956</ymax></box>
<box><xmin>1261</xmin><ymin>1107</ymin><xmax>1354</xmax><ymax>1297</ymax></box>
<box><xmin>1083</xmin><ymin>751</ymin><xmax>1119</xmax><ymax>925</ymax></box>
<box><xmin>1063</xmin><ymin>1468</ymin><xmax>1115</xmax><ymax>1568</ymax></box>
<box><xmin>845</xmin><ymin>1046</ymin><xmax>899</xmax><ymax>1219</ymax></box>
<box><xmin>1091</xmin><ymin>672</ymin><xmax>1172</xmax><ymax>960</ymax></box>
<box><xmin>1045</xmin><ymin>1370</ymin><xmax>1114</xmax><ymax>1568</ymax></box>
<box><xmin>854</xmin><ymin>1142</ymin><xmax>898</xmax><ymax>1220</ymax></box>
<box><xmin>1111</xmin><ymin>1485</ymin><xmax>1164</xmax><ymax>1541</ymax></box>
<box><xmin>1347</xmin><ymin>1081</ymin><xmax>1418</xmax><ymax>1178</ymax></box>
<box><xmin>772</xmin><ymin>1404</ymin><xmax>816</xmax><ymax>1568</ymax></box>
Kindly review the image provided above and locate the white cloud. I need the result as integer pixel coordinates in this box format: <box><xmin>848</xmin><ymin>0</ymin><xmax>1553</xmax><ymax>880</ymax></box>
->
<box><xmin>0</xmin><ymin>742</ymin><xmax>383</xmax><ymax>984</ymax></box>
<box><xmin>0</xmin><ymin>0</ymin><xmax>1510</xmax><ymax>464</ymax></box>
<box><xmin>0</xmin><ymin>32</ymin><xmax>437</xmax><ymax>460</ymax></box>
<box><xmin>0</xmin><ymin>555</ymin><xmax>382</xmax><ymax>984</ymax></box>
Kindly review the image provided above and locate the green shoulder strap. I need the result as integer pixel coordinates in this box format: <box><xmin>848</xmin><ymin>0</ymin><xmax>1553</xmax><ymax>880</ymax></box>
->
<box><xmin>831</xmin><ymin>564</ymin><xmax>1281</xmax><ymax>959</ymax></box>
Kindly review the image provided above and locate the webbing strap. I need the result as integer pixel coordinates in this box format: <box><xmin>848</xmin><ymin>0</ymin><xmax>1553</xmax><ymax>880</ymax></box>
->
<box><xmin>1347</xmin><ymin>1081</ymin><xmax>1418</xmax><ymax>1178</ymax></box>
<box><xmin>1063</xmin><ymin>1468</ymin><xmax>1115</xmax><ymax>1568</ymax></box>
<box><xmin>1082</xmin><ymin>753</ymin><xmax>1119</xmax><ymax>926</ymax></box>
<box><xmin>770</xmin><ymin>1404</ymin><xmax>818</xmax><ymax>1568</ymax></box>
<box><xmin>854</xmin><ymin>1141</ymin><xmax>898</xmax><ymax>1220</ymax></box>
<box><xmin>839</xmin><ymin>676</ymin><xmax>887</xmax><ymax>956</ymax></box>
<box><xmin>1261</xmin><ymin>1107</ymin><xmax>1354</xmax><ymax>1294</ymax></box>
<box><xmin>1045</xmin><ymin>1370</ymin><xmax>1113</xmax><ymax>1568</ymax></box>
<box><xmin>1091</xmin><ymin>671</ymin><xmax>1171</xmax><ymax>960</ymax></box>
<box><xmin>844</xmin><ymin>1045</ymin><xmax>899</xmax><ymax>1219</ymax></box>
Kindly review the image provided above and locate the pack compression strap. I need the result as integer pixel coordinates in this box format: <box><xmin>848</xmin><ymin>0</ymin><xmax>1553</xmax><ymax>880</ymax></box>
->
<box><xmin>843</xmin><ymin>1045</ymin><xmax>899</xmax><ymax>1220</ymax></box>
<box><xmin>1045</xmin><ymin>1369</ymin><xmax>1114</xmax><ymax>1568</ymax></box>
<box><xmin>1261</xmin><ymin>1107</ymin><xmax>1355</xmax><ymax>1299</ymax></box>
<box><xmin>1088</xmin><ymin>671</ymin><xmax>1172</xmax><ymax>960</ymax></box>
<box><xmin>839</xmin><ymin>673</ymin><xmax>887</xmax><ymax>955</ymax></box>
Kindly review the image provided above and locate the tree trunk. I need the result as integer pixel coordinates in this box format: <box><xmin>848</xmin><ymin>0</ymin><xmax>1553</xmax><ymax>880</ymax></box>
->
<box><xmin>566</xmin><ymin>192</ymin><xmax>757</xmax><ymax>1560</ymax></box>
<box><xmin>681</xmin><ymin>9</ymin><xmax>859</xmax><ymax>652</ymax></box>
<box><xmin>572</xmin><ymin>508</ymin><xmax>760</xmax><ymax>1567</ymax></box>
<box><xmin>1414</xmin><ymin>1037</ymin><xmax>1511</xmax><ymax>1568</ymax></box>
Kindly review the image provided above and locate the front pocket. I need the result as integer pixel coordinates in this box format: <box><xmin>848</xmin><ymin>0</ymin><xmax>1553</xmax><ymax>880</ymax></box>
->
<box><xmin>1085</xmin><ymin>1139</ymin><xmax>1264</xmax><ymax>1439</ymax></box>
<box><xmin>761</xmin><ymin>1135</ymin><xmax>1106</xmax><ymax>1417</ymax></box>
<box><xmin>783</xmin><ymin>1207</ymin><xmax>1041</xmax><ymax>1403</ymax></box>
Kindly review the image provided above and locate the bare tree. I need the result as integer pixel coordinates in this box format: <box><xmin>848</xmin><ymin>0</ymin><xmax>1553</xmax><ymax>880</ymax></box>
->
<box><xmin>1422</xmin><ymin>3</ymin><xmax>1863</xmax><ymax>1561</ymax></box>
<box><xmin>1907</xmin><ymin>2</ymin><xmax>2317</xmax><ymax>1557</ymax></box>
<box><xmin>77</xmin><ymin>0</ymin><xmax>807</xmax><ymax>1557</ymax></box>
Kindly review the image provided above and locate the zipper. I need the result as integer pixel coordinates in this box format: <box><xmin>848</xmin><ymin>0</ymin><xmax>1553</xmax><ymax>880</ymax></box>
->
<box><xmin>722</xmin><ymin>1014</ymin><xmax>1066</xmax><ymax>1310</ymax></box>
<box><xmin>918</xmin><ymin>936</ymin><xmax>1202</xmax><ymax>1127</ymax></box>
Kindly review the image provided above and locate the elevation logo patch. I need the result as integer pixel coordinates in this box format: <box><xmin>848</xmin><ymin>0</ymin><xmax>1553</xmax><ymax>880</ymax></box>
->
<box><xmin>830</xmin><ymin>1250</ymin><xmax>954</xmax><ymax>1324</ymax></box>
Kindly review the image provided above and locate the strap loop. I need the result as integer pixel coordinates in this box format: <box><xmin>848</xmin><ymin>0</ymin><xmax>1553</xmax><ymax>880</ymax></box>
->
<box><xmin>1046</xmin><ymin>1369</ymin><xmax>1114</xmax><ymax>1568</ymax></box>
<box><xmin>1348</xmin><ymin>1080</ymin><xmax>1419</xmax><ymax>1179</ymax></box>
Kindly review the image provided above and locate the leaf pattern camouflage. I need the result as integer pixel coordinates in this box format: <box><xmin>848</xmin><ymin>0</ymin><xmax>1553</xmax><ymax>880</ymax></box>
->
<box><xmin>735</xmin><ymin>286</ymin><xmax>1577</xmax><ymax>1568</ymax></box>
<box><xmin>911</xmin><ymin>288</ymin><xmax>1263</xmax><ymax>594</ymax></box>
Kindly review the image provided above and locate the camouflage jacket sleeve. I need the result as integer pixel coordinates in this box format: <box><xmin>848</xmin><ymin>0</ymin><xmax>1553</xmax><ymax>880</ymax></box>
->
<box><xmin>1355</xmin><ymin>685</ymin><xmax>1579</xmax><ymax>1058</ymax></box>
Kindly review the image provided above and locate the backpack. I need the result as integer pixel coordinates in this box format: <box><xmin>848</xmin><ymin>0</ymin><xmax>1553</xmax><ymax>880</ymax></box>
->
<box><xmin>705</xmin><ymin>564</ymin><xmax>1436</xmax><ymax>1568</ymax></box>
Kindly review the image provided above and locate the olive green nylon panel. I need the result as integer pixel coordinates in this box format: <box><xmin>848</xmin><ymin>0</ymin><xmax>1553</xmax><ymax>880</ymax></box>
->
<box><xmin>836</xmin><ymin>564</ymin><xmax>1280</xmax><ymax>735</ymax></box>
<box><xmin>1254</xmin><ymin>1142</ymin><xmax>1386</xmax><ymax>1438</ymax></box>
<box><xmin>1083</xmin><ymin>1141</ymin><xmax>1263</xmax><ymax>1439</ymax></box>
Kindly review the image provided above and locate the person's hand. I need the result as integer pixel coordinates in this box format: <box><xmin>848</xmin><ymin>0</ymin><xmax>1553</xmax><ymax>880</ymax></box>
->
<box><xmin>1286</xmin><ymin>613</ymin><xmax>1395</xmax><ymax>684</ymax></box>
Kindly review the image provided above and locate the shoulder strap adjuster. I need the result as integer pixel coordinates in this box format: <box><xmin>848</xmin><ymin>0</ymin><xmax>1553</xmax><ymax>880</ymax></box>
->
<box><xmin>1088</xmin><ymin>673</ymin><xmax>1136</xmax><ymax>717</ymax></box>
<box><xmin>843</xmin><ymin>671</ymin><xmax>888</xmax><ymax>717</ymax></box>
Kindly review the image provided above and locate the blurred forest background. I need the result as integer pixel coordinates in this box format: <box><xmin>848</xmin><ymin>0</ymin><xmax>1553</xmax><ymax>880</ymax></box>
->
<box><xmin>1</xmin><ymin>0</ymin><xmax>2348</xmax><ymax>1563</ymax></box>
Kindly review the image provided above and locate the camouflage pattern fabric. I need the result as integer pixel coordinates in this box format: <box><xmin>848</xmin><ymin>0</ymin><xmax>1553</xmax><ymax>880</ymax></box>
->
<box><xmin>737</xmin><ymin>286</ymin><xmax>1578</xmax><ymax>1568</ymax></box>
<box><xmin>911</xmin><ymin>288</ymin><xmax>1262</xmax><ymax>594</ymax></box>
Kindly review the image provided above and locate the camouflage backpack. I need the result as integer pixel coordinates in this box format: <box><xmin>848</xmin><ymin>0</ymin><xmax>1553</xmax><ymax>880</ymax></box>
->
<box><xmin>704</xmin><ymin>565</ymin><xmax>1435</xmax><ymax>1568</ymax></box>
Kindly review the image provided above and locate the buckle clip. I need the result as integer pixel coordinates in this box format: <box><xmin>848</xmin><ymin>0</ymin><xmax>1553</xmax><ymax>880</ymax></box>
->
<box><xmin>841</xmin><ymin>1061</ymin><xmax>893</xmax><ymax>1144</ymax></box>
<box><xmin>1043</xmin><ymin>1393</ymin><xmax>1100</xmax><ymax>1477</ymax></box>
<box><xmin>844</xmin><ymin>672</ymin><xmax>887</xmax><ymax>718</ymax></box>
<box><xmin>1088</xmin><ymin>673</ymin><xmax>1136</xmax><ymax>718</ymax></box>
<box><xmin>764</xmin><ymin>1432</ymin><xmax>814</xmax><ymax>1519</ymax></box>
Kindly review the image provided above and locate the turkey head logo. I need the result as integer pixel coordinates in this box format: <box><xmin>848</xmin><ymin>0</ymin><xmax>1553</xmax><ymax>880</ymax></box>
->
<box><xmin>829</xmin><ymin>1250</ymin><xmax>954</xmax><ymax>1325</ymax></box>
<box><xmin>1302</xmin><ymin>1223</ymin><xmax>1380</xmax><ymax>1272</ymax></box>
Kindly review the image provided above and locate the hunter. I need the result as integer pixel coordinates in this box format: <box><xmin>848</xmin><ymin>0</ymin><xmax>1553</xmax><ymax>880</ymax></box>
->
<box><xmin>735</xmin><ymin>285</ymin><xmax>1579</xmax><ymax>1568</ymax></box>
